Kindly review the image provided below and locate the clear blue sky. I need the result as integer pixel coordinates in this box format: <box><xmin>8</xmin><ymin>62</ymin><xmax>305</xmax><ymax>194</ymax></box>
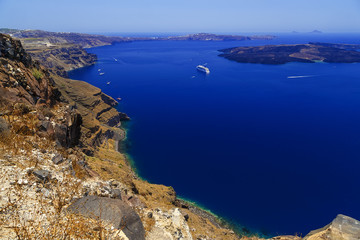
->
<box><xmin>0</xmin><ymin>0</ymin><xmax>359</xmax><ymax>33</ymax></box>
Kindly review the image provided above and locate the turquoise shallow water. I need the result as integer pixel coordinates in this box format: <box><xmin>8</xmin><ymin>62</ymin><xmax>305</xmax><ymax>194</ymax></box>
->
<box><xmin>69</xmin><ymin>33</ymin><xmax>360</xmax><ymax>236</ymax></box>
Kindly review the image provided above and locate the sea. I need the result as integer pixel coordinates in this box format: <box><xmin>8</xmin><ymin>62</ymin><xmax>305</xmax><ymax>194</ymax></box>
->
<box><xmin>69</xmin><ymin>33</ymin><xmax>360</xmax><ymax>237</ymax></box>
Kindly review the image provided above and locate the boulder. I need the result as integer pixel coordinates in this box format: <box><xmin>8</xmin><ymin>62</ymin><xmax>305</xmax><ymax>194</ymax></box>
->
<box><xmin>32</xmin><ymin>169</ymin><xmax>51</xmax><ymax>182</ymax></box>
<box><xmin>66</xmin><ymin>196</ymin><xmax>145</xmax><ymax>240</ymax></box>
<box><xmin>51</xmin><ymin>153</ymin><xmax>64</xmax><ymax>165</ymax></box>
<box><xmin>304</xmin><ymin>214</ymin><xmax>360</xmax><ymax>240</ymax></box>
<box><xmin>110</xmin><ymin>188</ymin><xmax>122</xmax><ymax>199</ymax></box>
<box><xmin>53</xmin><ymin>112</ymin><xmax>82</xmax><ymax>148</ymax></box>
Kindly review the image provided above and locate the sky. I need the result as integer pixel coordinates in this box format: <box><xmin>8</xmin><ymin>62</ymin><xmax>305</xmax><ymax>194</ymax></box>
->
<box><xmin>0</xmin><ymin>0</ymin><xmax>359</xmax><ymax>33</ymax></box>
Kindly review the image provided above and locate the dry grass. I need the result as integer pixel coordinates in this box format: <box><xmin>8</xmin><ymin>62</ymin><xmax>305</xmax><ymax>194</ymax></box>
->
<box><xmin>0</xmin><ymin>105</ymin><xmax>127</xmax><ymax>239</ymax></box>
<box><xmin>0</xmin><ymin>109</ymin><xmax>51</xmax><ymax>169</ymax></box>
<box><xmin>0</xmin><ymin>176</ymin><xmax>125</xmax><ymax>240</ymax></box>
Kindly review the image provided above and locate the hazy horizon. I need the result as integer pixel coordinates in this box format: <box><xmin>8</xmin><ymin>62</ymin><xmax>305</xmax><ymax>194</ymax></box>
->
<box><xmin>1</xmin><ymin>0</ymin><xmax>359</xmax><ymax>34</ymax></box>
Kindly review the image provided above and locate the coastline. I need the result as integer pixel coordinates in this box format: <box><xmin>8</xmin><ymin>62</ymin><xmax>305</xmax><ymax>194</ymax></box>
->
<box><xmin>117</xmin><ymin>115</ymin><xmax>248</xmax><ymax>237</ymax></box>
<box><xmin>66</xmin><ymin>47</ymin><xmax>248</xmax><ymax>238</ymax></box>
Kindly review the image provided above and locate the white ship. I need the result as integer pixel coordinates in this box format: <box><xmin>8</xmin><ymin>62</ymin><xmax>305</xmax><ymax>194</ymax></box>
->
<box><xmin>196</xmin><ymin>65</ymin><xmax>210</xmax><ymax>74</ymax></box>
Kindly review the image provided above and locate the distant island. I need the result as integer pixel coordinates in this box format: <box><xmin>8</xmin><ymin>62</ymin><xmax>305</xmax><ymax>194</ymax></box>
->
<box><xmin>291</xmin><ymin>30</ymin><xmax>323</xmax><ymax>34</ymax></box>
<box><xmin>310</xmin><ymin>30</ymin><xmax>323</xmax><ymax>34</ymax></box>
<box><xmin>162</xmin><ymin>33</ymin><xmax>275</xmax><ymax>41</ymax></box>
<box><xmin>219</xmin><ymin>42</ymin><xmax>360</xmax><ymax>64</ymax></box>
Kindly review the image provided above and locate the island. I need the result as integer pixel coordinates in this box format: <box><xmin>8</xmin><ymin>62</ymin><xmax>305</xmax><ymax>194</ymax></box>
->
<box><xmin>219</xmin><ymin>43</ymin><xmax>360</xmax><ymax>64</ymax></box>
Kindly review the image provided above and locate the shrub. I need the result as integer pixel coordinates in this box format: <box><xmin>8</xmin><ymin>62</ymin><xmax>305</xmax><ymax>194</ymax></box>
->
<box><xmin>32</xmin><ymin>68</ymin><xmax>43</xmax><ymax>80</ymax></box>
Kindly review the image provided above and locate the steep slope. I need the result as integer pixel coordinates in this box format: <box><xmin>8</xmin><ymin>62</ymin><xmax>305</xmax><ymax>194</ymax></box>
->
<box><xmin>0</xmin><ymin>33</ymin><xmax>57</xmax><ymax>105</ymax></box>
<box><xmin>25</xmin><ymin>44</ymin><xmax>97</xmax><ymax>77</ymax></box>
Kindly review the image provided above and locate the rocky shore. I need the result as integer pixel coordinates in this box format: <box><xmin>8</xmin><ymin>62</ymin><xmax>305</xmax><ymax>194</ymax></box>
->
<box><xmin>1</xmin><ymin>32</ymin><xmax>360</xmax><ymax>240</ymax></box>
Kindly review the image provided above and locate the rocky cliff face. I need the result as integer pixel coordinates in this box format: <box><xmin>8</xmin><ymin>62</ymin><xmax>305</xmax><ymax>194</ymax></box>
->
<box><xmin>25</xmin><ymin>44</ymin><xmax>97</xmax><ymax>77</ymax></box>
<box><xmin>11</xmin><ymin>29</ymin><xmax>128</xmax><ymax>48</ymax></box>
<box><xmin>304</xmin><ymin>214</ymin><xmax>360</xmax><ymax>240</ymax></box>
<box><xmin>0</xmin><ymin>33</ymin><xmax>56</xmax><ymax>106</ymax></box>
<box><xmin>52</xmin><ymin>75</ymin><xmax>129</xmax><ymax>155</ymax></box>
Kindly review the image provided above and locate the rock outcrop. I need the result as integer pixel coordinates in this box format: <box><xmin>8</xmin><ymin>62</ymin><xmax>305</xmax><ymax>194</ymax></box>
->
<box><xmin>146</xmin><ymin>208</ymin><xmax>193</xmax><ymax>240</ymax></box>
<box><xmin>304</xmin><ymin>214</ymin><xmax>360</xmax><ymax>240</ymax></box>
<box><xmin>52</xmin><ymin>75</ymin><xmax>129</xmax><ymax>154</ymax></box>
<box><xmin>67</xmin><ymin>196</ymin><xmax>145</xmax><ymax>240</ymax></box>
<box><xmin>0</xmin><ymin>33</ymin><xmax>57</xmax><ymax>106</ymax></box>
<box><xmin>25</xmin><ymin>44</ymin><xmax>97</xmax><ymax>77</ymax></box>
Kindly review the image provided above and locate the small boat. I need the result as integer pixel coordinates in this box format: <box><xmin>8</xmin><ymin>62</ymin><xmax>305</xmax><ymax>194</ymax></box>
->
<box><xmin>99</xmin><ymin>72</ymin><xmax>105</xmax><ymax>76</ymax></box>
<box><xmin>98</xmin><ymin>69</ymin><xmax>101</xmax><ymax>71</ymax></box>
<box><xmin>117</xmin><ymin>97</ymin><xmax>122</xmax><ymax>101</ymax></box>
<box><xmin>196</xmin><ymin>65</ymin><xmax>210</xmax><ymax>74</ymax></box>
<box><xmin>107</xmin><ymin>81</ymin><xmax>111</xmax><ymax>85</ymax></box>
<box><xmin>114</xmin><ymin>58</ymin><xmax>118</xmax><ymax>62</ymax></box>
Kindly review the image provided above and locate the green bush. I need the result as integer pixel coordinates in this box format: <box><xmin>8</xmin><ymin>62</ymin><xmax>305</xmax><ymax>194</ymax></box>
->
<box><xmin>32</xmin><ymin>68</ymin><xmax>43</xmax><ymax>80</ymax></box>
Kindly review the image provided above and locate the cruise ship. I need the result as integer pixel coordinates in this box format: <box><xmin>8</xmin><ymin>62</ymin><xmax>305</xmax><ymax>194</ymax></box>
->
<box><xmin>196</xmin><ymin>65</ymin><xmax>210</xmax><ymax>74</ymax></box>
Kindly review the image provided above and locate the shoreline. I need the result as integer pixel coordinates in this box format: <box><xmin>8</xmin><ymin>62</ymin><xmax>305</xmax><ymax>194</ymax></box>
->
<box><xmin>67</xmin><ymin>42</ymin><xmax>263</xmax><ymax>239</ymax></box>
<box><xmin>117</xmin><ymin>121</ymin><xmax>249</xmax><ymax>237</ymax></box>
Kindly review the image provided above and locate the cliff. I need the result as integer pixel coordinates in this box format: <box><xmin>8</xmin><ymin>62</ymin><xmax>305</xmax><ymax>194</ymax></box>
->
<box><xmin>24</xmin><ymin>43</ymin><xmax>97</xmax><ymax>77</ymax></box>
<box><xmin>10</xmin><ymin>29</ymin><xmax>129</xmax><ymax>48</ymax></box>
<box><xmin>0</xmin><ymin>33</ymin><xmax>57</xmax><ymax>106</ymax></box>
<box><xmin>219</xmin><ymin>43</ymin><xmax>360</xmax><ymax>64</ymax></box>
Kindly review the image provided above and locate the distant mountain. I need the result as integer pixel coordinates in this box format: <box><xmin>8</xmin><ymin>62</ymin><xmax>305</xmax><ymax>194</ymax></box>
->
<box><xmin>310</xmin><ymin>30</ymin><xmax>323</xmax><ymax>34</ymax></box>
<box><xmin>163</xmin><ymin>33</ymin><xmax>275</xmax><ymax>41</ymax></box>
<box><xmin>0</xmin><ymin>28</ymin><xmax>19</xmax><ymax>34</ymax></box>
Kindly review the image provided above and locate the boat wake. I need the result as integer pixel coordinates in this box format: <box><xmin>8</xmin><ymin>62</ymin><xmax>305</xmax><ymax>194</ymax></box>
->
<box><xmin>287</xmin><ymin>75</ymin><xmax>315</xmax><ymax>79</ymax></box>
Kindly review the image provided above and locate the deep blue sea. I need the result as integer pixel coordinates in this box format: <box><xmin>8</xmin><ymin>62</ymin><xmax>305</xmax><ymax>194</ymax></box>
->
<box><xmin>69</xmin><ymin>33</ymin><xmax>360</xmax><ymax>236</ymax></box>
